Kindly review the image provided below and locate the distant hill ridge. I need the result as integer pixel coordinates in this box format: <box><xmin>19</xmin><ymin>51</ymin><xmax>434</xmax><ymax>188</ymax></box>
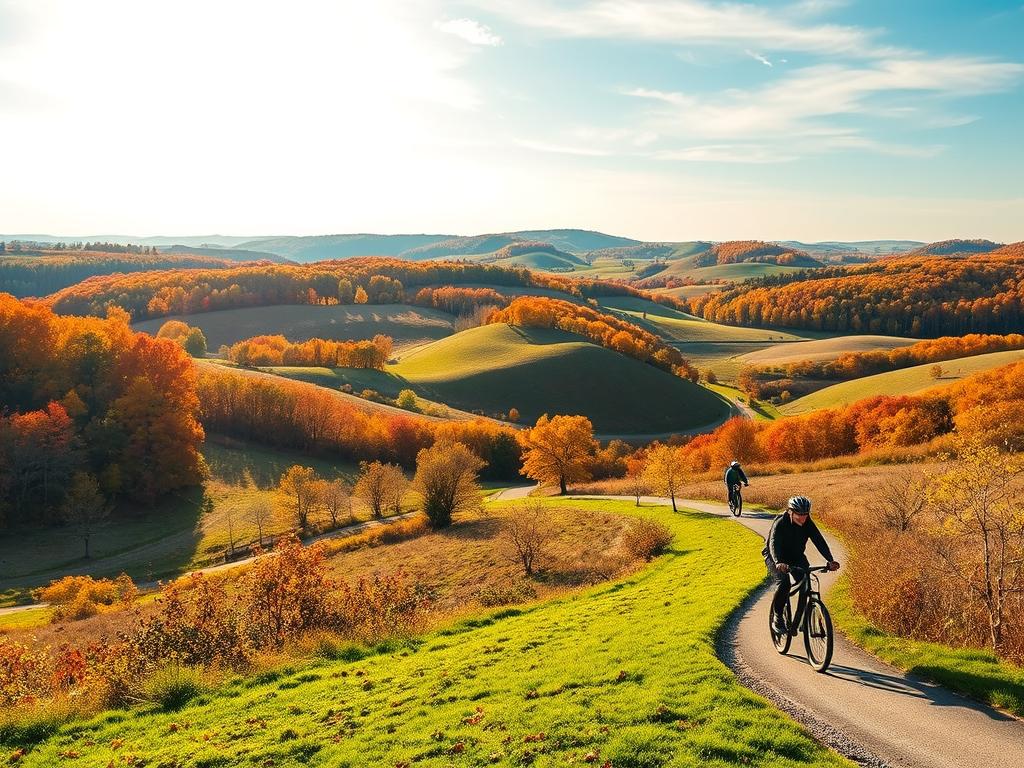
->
<box><xmin>909</xmin><ymin>239</ymin><xmax>1003</xmax><ymax>256</ymax></box>
<box><xmin>694</xmin><ymin>240</ymin><xmax>822</xmax><ymax>268</ymax></box>
<box><xmin>159</xmin><ymin>244</ymin><xmax>291</xmax><ymax>264</ymax></box>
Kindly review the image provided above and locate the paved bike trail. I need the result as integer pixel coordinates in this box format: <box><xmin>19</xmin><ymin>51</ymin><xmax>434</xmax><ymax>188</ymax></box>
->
<box><xmin>573</xmin><ymin>495</ymin><xmax>1024</xmax><ymax>768</ymax></box>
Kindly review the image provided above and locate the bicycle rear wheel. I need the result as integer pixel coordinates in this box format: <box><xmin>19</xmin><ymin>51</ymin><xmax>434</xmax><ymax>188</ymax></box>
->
<box><xmin>804</xmin><ymin>597</ymin><xmax>834</xmax><ymax>672</ymax></box>
<box><xmin>770</xmin><ymin>601</ymin><xmax>792</xmax><ymax>654</ymax></box>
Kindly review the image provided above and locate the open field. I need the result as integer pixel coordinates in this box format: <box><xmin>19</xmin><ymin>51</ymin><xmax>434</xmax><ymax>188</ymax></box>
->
<box><xmin>12</xmin><ymin>499</ymin><xmax>850</xmax><ymax>768</ymax></box>
<box><xmin>739</xmin><ymin>335</ymin><xmax>918</xmax><ymax>365</ymax></box>
<box><xmin>675</xmin><ymin>261</ymin><xmax>810</xmax><ymax>283</ymax></box>
<box><xmin>254</xmin><ymin>366</ymin><xmax>491</xmax><ymax>421</ymax></box>
<box><xmin>390</xmin><ymin>324</ymin><xmax>731</xmax><ymax>433</ymax></box>
<box><xmin>598</xmin><ymin>296</ymin><xmax>805</xmax><ymax>343</ymax></box>
<box><xmin>780</xmin><ymin>348</ymin><xmax>1024</xmax><ymax>414</ymax></box>
<box><xmin>653</xmin><ymin>284</ymin><xmax>727</xmax><ymax>301</ymax></box>
<box><xmin>134</xmin><ymin>304</ymin><xmax>456</xmax><ymax>351</ymax></box>
<box><xmin>0</xmin><ymin>439</ymin><xmax>361</xmax><ymax>597</ymax></box>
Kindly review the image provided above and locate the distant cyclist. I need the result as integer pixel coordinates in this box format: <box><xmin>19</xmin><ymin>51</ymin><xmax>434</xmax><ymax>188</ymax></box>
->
<box><xmin>724</xmin><ymin>460</ymin><xmax>748</xmax><ymax>509</ymax></box>
<box><xmin>762</xmin><ymin>496</ymin><xmax>840</xmax><ymax>635</ymax></box>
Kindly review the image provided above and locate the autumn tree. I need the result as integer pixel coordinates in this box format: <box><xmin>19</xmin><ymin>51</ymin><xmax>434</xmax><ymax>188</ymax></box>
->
<box><xmin>316</xmin><ymin>478</ymin><xmax>352</xmax><ymax>528</ymax></box>
<box><xmin>61</xmin><ymin>472</ymin><xmax>109</xmax><ymax>559</ymax></box>
<box><xmin>924</xmin><ymin>437</ymin><xmax>1024</xmax><ymax>652</ymax></box>
<box><xmin>643</xmin><ymin>444</ymin><xmax>685</xmax><ymax>512</ymax></box>
<box><xmin>250</xmin><ymin>498</ymin><xmax>273</xmax><ymax>548</ymax></box>
<box><xmin>278</xmin><ymin>465</ymin><xmax>320</xmax><ymax>533</ymax></box>
<box><xmin>412</xmin><ymin>439</ymin><xmax>485</xmax><ymax>528</ymax></box>
<box><xmin>519</xmin><ymin>414</ymin><xmax>597</xmax><ymax>494</ymax></box>
<box><xmin>396</xmin><ymin>389</ymin><xmax>418</xmax><ymax>411</ymax></box>
<box><xmin>184</xmin><ymin>327</ymin><xmax>207</xmax><ymax>357</ymax></box>
<box><xmin>355</xmin><ymin>461</ymin><xmax>406</xmax><ymax>518</ymax></box>
<box><xmin>502</xmin><ymin>501</ymin><xmax>553</xmax><ymax>575</ymax></box>
<box><xmin>354</xmin><ymin>285</ymin><xmax>368</xmax><ymax>304</ymax></box>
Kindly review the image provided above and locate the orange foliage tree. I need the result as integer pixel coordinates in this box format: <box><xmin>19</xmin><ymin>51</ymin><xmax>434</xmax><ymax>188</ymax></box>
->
<box><xmin>0</xmin><ymin>293</ymin><xmax>204</xmax><ymax>525</ymax></box>
<box><xmin>519</xmin><ymin>414</ymin><xmax>597</xmax><ymax>494</ymax></box>
<box><xmin>227</xmin><ymin>334</ymin><xmax>392</xmax><ymax>369</ymax></box>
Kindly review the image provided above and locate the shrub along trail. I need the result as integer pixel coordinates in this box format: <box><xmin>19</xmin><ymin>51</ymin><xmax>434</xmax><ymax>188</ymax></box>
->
<box><xmin>580</xmin><ymin>496</ymin><xmax>1024</xmax><ymax>768</ymax></box>
<box><xmin>15</xmin><ymin>500</ymin><xmax>850</xmax><ymax>768</ymax></box>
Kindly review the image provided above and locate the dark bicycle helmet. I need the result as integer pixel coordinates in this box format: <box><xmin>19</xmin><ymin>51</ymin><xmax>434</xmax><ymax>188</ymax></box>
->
<box><xmin>786</xmin><ymin>496</ymin><xmax>812</xmax><ymax>515</ymax></box>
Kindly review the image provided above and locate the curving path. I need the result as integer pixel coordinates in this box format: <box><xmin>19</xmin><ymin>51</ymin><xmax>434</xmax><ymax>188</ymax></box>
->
<box><xmin>566</xmin><ymin>494</ymin><xmax>1024</xmax><ymax>768</ymax></box>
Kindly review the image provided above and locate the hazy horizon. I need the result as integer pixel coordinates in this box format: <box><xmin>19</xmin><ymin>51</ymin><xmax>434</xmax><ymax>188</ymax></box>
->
<box><xmin>1</xmin><ymin>1</ymin><xmax>1022</xmax><ymax>241</ymax></box>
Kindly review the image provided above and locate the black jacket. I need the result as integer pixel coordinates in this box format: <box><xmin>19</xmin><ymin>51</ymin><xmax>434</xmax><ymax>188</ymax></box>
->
<box><xmin>724</xmin><ymin>465</ymin><xmax>748</xmax><ymax>487</ymax></box>
<box><xmin>762</xmin><ymin>513</ymin><xmax>834</xmax><ymax>566</ymax></box>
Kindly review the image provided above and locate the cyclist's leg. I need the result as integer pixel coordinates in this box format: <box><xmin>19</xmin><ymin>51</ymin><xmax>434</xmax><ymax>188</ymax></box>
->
<box><xmin>764</xmin><ymin>555</ymin><xmax>790</xmax><ymax>617</ymax></box>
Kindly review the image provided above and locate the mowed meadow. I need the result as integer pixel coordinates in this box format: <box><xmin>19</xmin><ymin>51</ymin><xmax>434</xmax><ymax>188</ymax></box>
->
<box><xmin>3</xmin><ymin>236</ymin><xmax>1024</xmax><ymax>763</ymax></box>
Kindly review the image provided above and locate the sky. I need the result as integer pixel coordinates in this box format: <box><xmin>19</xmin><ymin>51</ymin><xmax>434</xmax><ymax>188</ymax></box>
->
<box><xmin>0</xmin><ymin>0</ymin><xmax>1022</xmax><ymax>242</ymax></box>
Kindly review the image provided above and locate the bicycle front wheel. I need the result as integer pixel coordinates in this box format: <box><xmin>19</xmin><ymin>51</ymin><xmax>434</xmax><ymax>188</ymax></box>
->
<box><xmin>803</xmin><ymin>598</ymin><xmax>834</xmax><ymax>672</ymax></box>
<box><xmin>733</xmin><ymin>494</ymin><xmax>742</xmax><ymax>517</ymax></box>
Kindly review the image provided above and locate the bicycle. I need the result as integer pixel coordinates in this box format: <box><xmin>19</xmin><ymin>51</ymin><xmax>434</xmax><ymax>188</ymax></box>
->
<box><xmin>769</xmin><ymin>564</ymin><xmax>834</xmax><ymax>672</ymax></box>
<box><xmin>728</xmin><ymin>483</ymin><xmax>743</xmax><ymax>517</ymax></box>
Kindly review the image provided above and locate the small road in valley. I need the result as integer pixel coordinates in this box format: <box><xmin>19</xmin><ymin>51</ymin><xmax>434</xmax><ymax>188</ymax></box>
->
<box><xmin>566</xmin><ymin>493</ymin><xmax>1024</xmax><ymax>768</ymax></box>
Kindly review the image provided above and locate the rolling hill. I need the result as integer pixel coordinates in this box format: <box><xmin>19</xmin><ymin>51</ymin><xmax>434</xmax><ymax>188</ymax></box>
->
<box><xmin>159</xmin><ymin>244</ymin><xmax>291</xmax><ymax>263</ymax></box>
<box><xmin>739</xmin><ymin>335</ymin><xmax>918</xmax><ymax>365</ymax></box>
<box><xmin>389</xmin><ymin>323</ymin><xmax>731</xmax><ymax>434</ymax></box>
<box><xmin>133</xmin><ymin>304</ymin><xmax>456</xmax><ymax>350</ymax></box>
<box><xmin>598</xmin><ymin>296</ymin><xmax>804</xmax><ymax>343</ymax></box>
<box><xmin>908</xmin><ymin>239</ymin><xmax>1003</xmax><ymax>256</ymax></box>
<box><xmin>399</xmin><ymin>229</ymin><xmax>640</xmax><ymax>260</ymax></box>
<box><xmin>233</xmin><ymin>233</ymin><xmax>454</xmax><ymax>261</ymax></box>
<box><xmin>475</xmin><ymin>241</ymin><xmax>589</xmax><ymax>271</ymax></box>
<box><xmin>780</xmin><ymin>348</ymin><xmax>1024</xmax><ymax>414</ymax></box>
<box><xmin>633</xmin><ymin>240</ymin><xmax>822</xmax><ymax>288</ymax></box>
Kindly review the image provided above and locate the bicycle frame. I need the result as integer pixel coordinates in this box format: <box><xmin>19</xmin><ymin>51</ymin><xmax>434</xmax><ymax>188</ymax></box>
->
<box><xmin>785</xmin><ymin>565</ymin><xmax>827</xmax><ymax>636</ymax></box>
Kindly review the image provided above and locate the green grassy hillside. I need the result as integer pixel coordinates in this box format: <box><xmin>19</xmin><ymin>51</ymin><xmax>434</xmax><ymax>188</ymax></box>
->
<box><xmin>740</xmin><ymin>335</ymin><xmax>917</xmax><ymax>366</ymax></box>
<box><xmin>781</xmin><ymin>349</ymin><xmax>1024</xmax><ymax>414</ymax></box>
<box><xmin>134</xmin><ymin>304</ymin><xmax>456</xmax><ymax>350</ymax></box>
<box><xmin>598</xmin><ymin>297</ymin><xmax>804</xmax><ymax>343</ymax></box>
<box><xmin>13</xmin><ymin>500</ymin><xmax>850</xmax><ymax>768</ymax></box>
<box><xmin>390</xmin><ymin>324</ymin><xmax>730</xmax><ymax>434</ymax></box>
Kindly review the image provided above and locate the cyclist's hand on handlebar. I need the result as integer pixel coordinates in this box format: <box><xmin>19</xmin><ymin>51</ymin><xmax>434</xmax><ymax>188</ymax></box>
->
<box><xmin>827</xmin><ymin>561</ymin><xmax>840</xmax><ymax>571</ymax></box>
<box><xmin>776</xmin><ymin>563</ymin><xmax>790</xmax><ymax>573</ymax></box>
<box><xmin>744</xmin><ymin>482</ymin><xmax>749</xmax><ymax>487</ymax></box>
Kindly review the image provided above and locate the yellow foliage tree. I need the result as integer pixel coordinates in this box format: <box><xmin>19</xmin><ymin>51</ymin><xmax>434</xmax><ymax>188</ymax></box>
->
<box><xmin>519</xmin><ymin>414</ymin><xmax>597</xmax><ymax>494</ymax></box>
<box><xmin>643</xmin><ymin>443</ymin><xmax>685</xmax><ymax>512</ymax></box>
<box><xmin>412</xmin><ymin>439</ymin><xmax>484</xmax><ymax>528</ymax></box>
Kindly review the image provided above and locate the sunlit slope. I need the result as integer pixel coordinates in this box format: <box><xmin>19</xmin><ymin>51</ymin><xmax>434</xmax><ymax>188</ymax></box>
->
<box><xmin>134</xmin><ymin>304</ymin><xmax>455</xmax><ymax>350</ymax></box>
<box><xmin>781</xmin><ymin>349</ymin><xmax>1024</xmax><ymax>414</ymax></box>
<box><xmin>598</xmin><ymin>296</ymin><xmax>804</xmax><ymax>343</ymax></box>
<box><xmin>390</xmin><ymin>324</ymin><xmax>730</xmax><ymax>434</ymax></box>
<box><xmin>740</xmin><ymin>335</ymin><xmax>917</xmax><ymax>365</ymax></box>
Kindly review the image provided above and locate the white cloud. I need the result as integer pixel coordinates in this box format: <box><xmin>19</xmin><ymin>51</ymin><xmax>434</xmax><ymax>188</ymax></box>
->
<box><xmin>512</xmin><ymin>137</ymin><xmax>611</xmax><ymax>156</ymax></box>
<box><xmin>435</xmin><ymin>17</ymin><xmax>502</xmax><ymax>46</ymax></box>
<box><xmin>625</xmin><ymin>57</ymin><xmax>1024</xmax><ymax>142</ymax></box>
<box><xmin>475</xmin><ymin>0</ymin><xmax>890</xmax><ymax>56</ymax></box>
<box><xmin>745</xmin><ymin>50</ymin><xmax>773</xmax><ymax>67</ymax></box>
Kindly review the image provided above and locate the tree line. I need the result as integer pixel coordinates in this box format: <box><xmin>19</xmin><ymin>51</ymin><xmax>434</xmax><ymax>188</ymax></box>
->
<box><xmin>0</xmin><ymin>250</ymin><xmax>247</xmax><ymax>298</ymax></box>
<box><xmin>687</xmin><ymin>244</ymin><xmax>1024</xmax><ymax>336</ymax></box>
<box><xmin>0</xmin><ymin>293</ymin><xmax>205</xmax><ymax>530</ymax></box>
<box><xmin>224</xmin><ymin>333</ymin><xmax>392</xmax><ymax>369</ymax></box>
<box><xmin>738</xmin><ymin>332</ymin><xmax>1024</xmax><ymax>400</ymax></box>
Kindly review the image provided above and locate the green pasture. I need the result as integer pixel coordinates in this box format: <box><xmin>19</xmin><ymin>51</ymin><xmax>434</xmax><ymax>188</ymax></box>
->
<box><xmin>133</xmin><ymin>304</ymin><xmax>456</xmax><ymax>351</ymax></box>
<box><xmin>780</xmin><ymin>349</ymin><xmax>1024</xmax><ymax>415</ymax></box>
<box><xmin>738</xmin><ymin>335</ymin><xmax>917</xmax><ymax>366</ymax></box>
<box><xmin>11</xmin><ymin>499</ymin><xmax>851</xmax><ymax>768</ymax></box>
<box><xmin>388</xmin><ymin>324</ymin><xmax>731</xmax><ymax>434</ymax></box>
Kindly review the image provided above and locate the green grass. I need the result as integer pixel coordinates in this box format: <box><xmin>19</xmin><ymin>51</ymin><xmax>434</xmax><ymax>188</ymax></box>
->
<box><xmin>780</xmin><ymin>349</ymin><xmax>1024</xmax><ymax>415</ymax></box>
<box><xmin>738</xmin><ymin>335</ymin><xmax>917</xmax><ymax>366</ymax></box>
<box><xmin>0</xmin><ymin>440</ymin><xmax>360</xmax><ymax>596</ymax></box>
<box><xmin>389</xmin><ymin>324</ymin><xmax>731</xmax><ymax>434</ymax></box>
<box><xmin>133</xmin><ymin>304</ymin><xmax>456</xmax><ymax>351</ymax></box>
<box><xmin>0</xmin><ymin>606</ymin><xmax>54</xmax><ymax>632</ymax></box>
<box><xmin>830</xmin><ymin>577</ymin><xmax>1024</xmax><ymax>716</ymax></box>
<box><xmin>597</xmin><ymin>297</ymin><xmax>804</xmax><ymax>344</ymax></box>
<box><xmin>675</xmin><ymin>262</ymin><xmax>809</xmax><ymax>283</ymax></box>
<box><xmin>11</xmin><ymin>499</ymin><xmax>851</xmax><ymax>768</ymax></box>
<box><xmin>705</xmin><ymin>383</ymin><xmax>781</xmax><ymax>421</ymax></box>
